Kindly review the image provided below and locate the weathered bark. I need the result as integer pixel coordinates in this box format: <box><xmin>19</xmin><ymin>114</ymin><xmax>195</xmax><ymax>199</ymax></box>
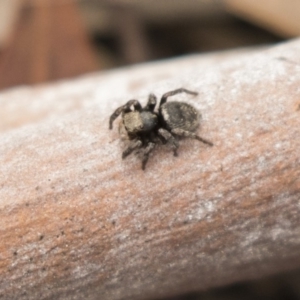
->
<box><xmin>0</xmin><ymin>39</ymin><xmax>300</xmax><ymax>300</ymax></box>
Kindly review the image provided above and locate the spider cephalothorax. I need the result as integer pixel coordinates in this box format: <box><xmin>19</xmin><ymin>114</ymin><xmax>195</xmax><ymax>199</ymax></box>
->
<box><xmin>109</xmin><ymin>88</ymin><xmax>213</xmax><ymax>170</ymax></box>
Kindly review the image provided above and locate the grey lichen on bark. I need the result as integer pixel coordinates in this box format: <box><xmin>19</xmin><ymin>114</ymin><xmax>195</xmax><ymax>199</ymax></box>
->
<box><xmin>0</xmin><ymin>39</ymin><xmax>300</xmax><ymax>300</ymax></box>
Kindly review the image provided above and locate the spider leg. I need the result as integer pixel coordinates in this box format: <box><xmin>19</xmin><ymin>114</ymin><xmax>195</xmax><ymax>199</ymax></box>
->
<box><xmin>171</xmin><ymin>128</ymin><xmax>213</xmax><ymax>146</ymax></box>
<box><xmin>158</xmin><ymin>128</ymin><xmax>179</xmax><ymax>156</ymax></box>
<box><xmin>159</xmin><ymin>88</ymin><xmax>198</xmax><ymax>107</ymax></box>
<box><xmin>122</xmin><ymin>139</ymin><xmax>143</xmax><ymax>159</ymax></box>
<box><xmin>144</xmin><ymin>93</ymin><xmax>157</xmax><ymax>111</ymax></box>
<box><xmin>141</xmin><ymin>142</ymin><xmax>156</xmax><ymax>170</ymax></box>
<box><xmin>109</xmin><ymin>100</ymin><xmax>142</xmax><ymax>129</ymax></box>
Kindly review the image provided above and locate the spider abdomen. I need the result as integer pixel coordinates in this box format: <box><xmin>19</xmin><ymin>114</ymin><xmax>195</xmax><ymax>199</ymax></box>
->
<box><xmin>160</xmin><ymin>101</ymin><xmax>200</xmax><ymax>132</ymax></box>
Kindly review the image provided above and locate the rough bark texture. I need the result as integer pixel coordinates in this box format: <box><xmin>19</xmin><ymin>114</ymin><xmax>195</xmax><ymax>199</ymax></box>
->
<box><xmin>0</xmin><ymin>39</ymin><xmax>300</xmax><ymax>300</ymax></box>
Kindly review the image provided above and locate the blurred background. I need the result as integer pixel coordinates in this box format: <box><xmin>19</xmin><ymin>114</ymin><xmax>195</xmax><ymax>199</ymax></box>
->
<box><xmin>1</xmin><ymin>0</ymin><xmax>300</xmax><ymax>299</ymax></box>
<box><xmin>2</xmin><ymin>0</ymin><xmax>300</xmax><ymax>91</ymax></box>
<box><xmin>161</xmin><ymin>268</ymin><xmax>300</xmax><ymax>300</ymax></box>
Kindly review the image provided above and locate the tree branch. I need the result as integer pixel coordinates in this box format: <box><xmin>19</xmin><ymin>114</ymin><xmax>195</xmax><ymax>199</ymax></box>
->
<box><xmin>0</xmin><ymin>39</ymin><xmax>300</xmax><ymax>300</ymax></box>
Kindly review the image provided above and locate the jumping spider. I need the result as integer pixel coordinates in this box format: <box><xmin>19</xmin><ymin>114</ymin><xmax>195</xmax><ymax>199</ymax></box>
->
<box><xmin>109</xmin><ymin>88</ymin><xmax>213</xmax><ymax>170</ymax></box>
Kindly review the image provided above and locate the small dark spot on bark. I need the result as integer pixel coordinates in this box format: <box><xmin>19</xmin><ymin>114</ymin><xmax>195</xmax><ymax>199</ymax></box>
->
<box><xmin>276</xmin><ymin>56</ymin><xmax>300</xmax><ymax>66</ymax></box>
<box><xmin>80</xmin><ymin>227</ymin><xmax>84</xmax><ymax>232</ymax></box>
<box><xmin>112</xmin><ymin>220</ymin><xmax>116</xmax><ymax>226</ymax></box>
<box><xmin>35</xmin><ymin>186</ymin><xmax>40</xmax><ymax>191</ymax></box>
<box><xmin>143</xmin><ymin>226</ymin><xmax>148</xmax><ymax>231</ymax></box>
<box><xmin>276</xmin><ymin>56</ymin><xmax>288</xmax><ymax>62</ymax></box>
<box><xmin>83</xmin><ymin>168</ymin><xmax>88</xmax><ymax>172</ymax></box>
<box><xmin>296</xmin><ymin>103</ymin><xmax>300</xmax><ymax>111</ymax></box>
<box><xmin>13</xmin><ymin>251</ymin><xmax>18</xmax><ymax>256</ymax></box>
<box><xmin>39</xmin><ymin>235</ymin><xmax>44</xmax><ymax>241</ymax></box>
<box><xmin>42</xmin><ymin>267</ymin><xmax>46</xmax><ymax>272</ymax></box>
<box><xmin>61</xmin><ymin>230</ymin><xmax>65</xmax><ymax>236</ymax></box>
<box><xmin>25</xmin><ymin>202</ymin><xmax>29</xmax><ymax>207</ymax></box>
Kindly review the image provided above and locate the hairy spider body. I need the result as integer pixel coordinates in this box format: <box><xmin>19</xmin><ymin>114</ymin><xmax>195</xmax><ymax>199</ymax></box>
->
<box><xmin>160</xmin><ymin>101</ymin><xmax>199</xmax><ymax>132</ymax></box>
<box><xmin>123</xmin><ymin>111</ymin><xmax>158</xmax><ymax>136</ymax></box>
<box><xmin>109</xmin><ymin>88</ymin><xmax>213</xmax><ymax>170</ymax></box>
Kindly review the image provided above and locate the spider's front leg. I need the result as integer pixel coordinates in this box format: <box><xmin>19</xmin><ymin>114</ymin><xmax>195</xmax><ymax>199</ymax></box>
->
<box><xmin>144</xmin><ymin>94</ymin><xmax>157</xmax><ymax>111</ymax></box>
<box><xmin>122</xmin><ymin>139</ymin><xmax>143</xmax><ymax>159</ymax></box>
<box><xmin>109</xmin><ymin>100</ymin><xmax>142</xmax><ymax>129</ymax></box>
<box><xmin>141</xmin><ymin>142</ymin><xmax>156</xmax><ymax>170</ymax></box>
